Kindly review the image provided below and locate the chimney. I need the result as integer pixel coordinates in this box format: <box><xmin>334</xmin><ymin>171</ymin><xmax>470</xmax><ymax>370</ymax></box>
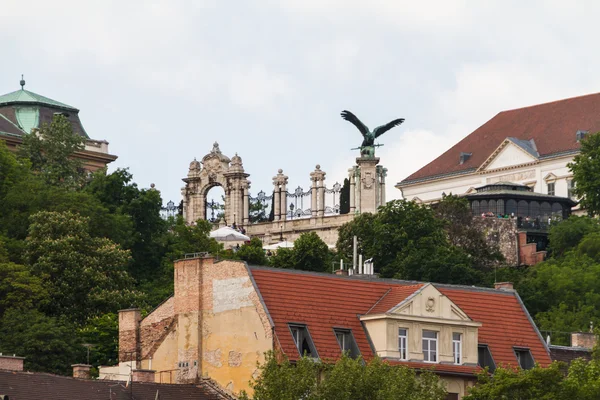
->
<box><xmin>571</xmin><ymin>332</ymin><xmax>597</xmax><ymax>349</ymax></box>
<box><xmin>71</xmin><ymin>364</ymin><xmax>92</xmax><ymax>379</ymax></box>
<box><xmin>494</xmin><ymin>282</ymin><xmax>514</xmax><ymax>291</ymax></box>
<box><xmin>334</xmin><ymin>269</ymin><xmax>348</xmax><ymax>276</ymax></box>
<box><xmin>0</xmin><ymin>354</ymin><xmax>24</xmax><ymax>371</ymax></box>
<box><xmin>132</xmin><ymin>369</ymin><xmax>156</xmax><ymax>383</ymax></box>
<box><xmin>118</xmin><ymin>308</ymin><xmax>141</xmax><ymax>366</ymax></box>
<box><xmin>459</xmin><ymin>152</ymin><xmax>472</xmax><ymax>165</ymax></box>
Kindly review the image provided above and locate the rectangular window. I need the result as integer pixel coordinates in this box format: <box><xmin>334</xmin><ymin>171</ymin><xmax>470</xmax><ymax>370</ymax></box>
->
<box><xmin>567</xmin><ymin>180</ymin><xmax>575</xmax><ymax>199</ymax></box>
<box><xmin>547</xmin><ymin>182</ymin><xmax>555</xmax><ymax>196</ymax></box>
<box><xmin>478</xmin><ymin>345</ymin><xmax>496</xmax><ymax>373</ymax></box>
<box><xmin>452</xmin><ymin>333</ymin><xmax>462</xmax><ymax>365</ymax></box>
<box><xmin>422</xmin><ymin>330</ymin><xmax>438</xmax><ymax>363</ymax></box>
<box><xmin>514</xmin><ymin>348</ymin><xmax>535</xmax><ymax>370</ymax></box>
<box><xmin>398</xmin><ymin>328</ymin><xmax>408</xmax><ymax>360</ymax></box>
<box><xmin>334</xmin><ymin>329</ymin><xmax>360</xmax><ymax>359</ymax></box>
<box><xmin>289</xmin><ymin>324</ymin><xmax>317</xmax><ymax>358</ymax></box>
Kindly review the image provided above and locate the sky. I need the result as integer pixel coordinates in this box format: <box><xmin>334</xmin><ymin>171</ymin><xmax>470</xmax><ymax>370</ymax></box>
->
<box><xmin>2</xmin><ymin>1</ymin><xmax>600</xmax><ymax>205</ymax></box>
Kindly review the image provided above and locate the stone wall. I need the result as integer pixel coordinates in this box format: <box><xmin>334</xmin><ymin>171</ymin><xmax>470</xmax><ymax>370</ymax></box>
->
<box><xmin>473</xmin><ymin>217</ymin><xmax>519</xmax><ymax>265</ymax></box>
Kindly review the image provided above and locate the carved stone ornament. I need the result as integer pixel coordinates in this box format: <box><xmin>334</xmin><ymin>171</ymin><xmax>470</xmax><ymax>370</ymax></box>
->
<box><xmin>362</xmin><ymin>171</ymin><xmax>375</xmax><ymax>189</ymax></box>
<box><xmin>425</xmin><ymin>296</ymin><xmax>435</xmax><ymax>313</ymax></box>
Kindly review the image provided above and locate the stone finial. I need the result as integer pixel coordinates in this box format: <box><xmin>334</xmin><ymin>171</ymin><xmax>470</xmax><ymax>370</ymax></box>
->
<box><xmin>211</xmin><ymin>142</ymin><xmax>221</xmax><ymax>154</ymax></box>
<box><xmin>310</xmin><ymin>164</ymin><xmax>326</xmax><ymax>182</ymax></box>
<box><xmin>189</xmin><ymin>158</ymin><xmax>201</xmax><ymax>172</ymax></box>
<box><xmin>273</xmin><ymin>169</ymin><xmax>288</xmax><ymax>186</ymax></box>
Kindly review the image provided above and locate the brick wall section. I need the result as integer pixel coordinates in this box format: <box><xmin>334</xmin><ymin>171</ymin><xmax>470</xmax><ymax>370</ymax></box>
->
<box><xmin>0</xmin><ymin>355</ymin><xmax>24</xmax><ymax>371</ymax></box>
<box><xmin>549</xmin><ymin>346</ymin><xmax>592</xmax><ymax>366</ymax></box>
<box><xmin>571</xmin><ymin>332</ymin><xmax>597</xmax><ymax>349</ymax></box>
<box><xmin>119</xmin><ymin>308</ymin><xmax>141</xmax><ymax>363</ymax></box>
<box><xmin>473</xmin><ymin>217</ymin><xmax>519</xmax><ymax>265</ymax></box>
<box><xmin>132</xmin><ymin>369</ymin><xmax>156</xmax><ymax>382</ymax></box>
<box><xmin>140</xmin><ymin>297</ymin><xmax>176</xmax><ymax>360</ymax></box>
<box><xmin>517</xmin><ymin>232</ymin><xmax>547</xmax><ymax>266</ymax></box>
<box><xmin>71</xmin><ymin>364</ymin><xmax>91</xmax><ymax>379</ymax></box>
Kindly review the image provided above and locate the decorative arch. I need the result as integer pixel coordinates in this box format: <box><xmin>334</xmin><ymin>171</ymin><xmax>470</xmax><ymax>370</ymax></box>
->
<box><xmin>181</xmin><ymin>142</ymin><xmax>250</xmax><ymax>226</ymax></box>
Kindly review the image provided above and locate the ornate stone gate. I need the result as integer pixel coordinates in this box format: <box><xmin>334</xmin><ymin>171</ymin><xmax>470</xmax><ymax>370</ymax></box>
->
<box><xmin>181</xmin><ymin>142</ymin><xmax>250</xmax><ymax>226</ymax></box>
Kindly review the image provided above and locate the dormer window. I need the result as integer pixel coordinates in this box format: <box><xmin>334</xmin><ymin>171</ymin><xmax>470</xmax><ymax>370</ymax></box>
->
<box><xmin>334</xmin><ymin>328</ymin><xmax>360</xmax><ymax>359</ymax></box>
<box><xmin>459</xmin><ymin>152</ymin><xmax>472</xmax><ymax>165</ymax></box>
<box><xmin>478</xmin><ymin>345</ymin><xmax>496</xmax><ymax>373</ymax></box>
<box><xmin>289</xmin><ymin>324</ymin><xmax>317</xmax><ymax>358</ymax></box>
<box><xmin>514</xmin><ymin>347</ymin><xmax>534</xmax><ymax>370</ymax></box>
<box><xmin>422</xmin><ymin>330</ymin><xmax>438</xmax><ymax>363</ymax></box>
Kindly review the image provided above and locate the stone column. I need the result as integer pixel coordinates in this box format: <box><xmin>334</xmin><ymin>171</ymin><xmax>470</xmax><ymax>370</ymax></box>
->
<box><xmin>243</xmin><ymin>182</ymin><xmax>250</xmax><ymax>226</ymax></box>
<box><xmin>182</xmin><ymin>159</ymin><xmax>203</xmax><ymax>224</ymax></box>
<box><xmin>311</xmin><ymin>177</ymin><xmax>318</xmax><ymax>218</ymax></box>
<box><xmin>272</xmin><ymin>169</ymin><xmax>288</xmax><ymax>222</ymax></box>
<box><xmin>310</xmin><ymin>165</ymin><xmax>326</xmax><ymax>218</ymax></box>
<box><xmin>348</xmin><ymin>168</ymin><xmax>356</xmax><ymax>213</ymax></box>
<box><xmin>380</xmin><ymin>167</ymin><xmax>387</xmax><ymax>206</ymax></box>
<box><xmin>355</xmin><ymin>156</ymin><xmax>380</xmax><ymax>214</ymax></box>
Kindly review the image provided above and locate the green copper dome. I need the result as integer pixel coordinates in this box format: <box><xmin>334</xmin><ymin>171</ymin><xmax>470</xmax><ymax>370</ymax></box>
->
<box><xmin>0</xmin><ymin>88</ymin><xmax>78</xmax><ymax>112</ymax></box>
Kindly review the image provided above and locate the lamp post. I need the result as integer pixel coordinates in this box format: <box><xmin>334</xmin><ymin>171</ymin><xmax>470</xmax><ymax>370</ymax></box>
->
<box><xmin>289</xmin><ymin>203</ymin><xmax>295</xmax><ymax>220</ymax></box>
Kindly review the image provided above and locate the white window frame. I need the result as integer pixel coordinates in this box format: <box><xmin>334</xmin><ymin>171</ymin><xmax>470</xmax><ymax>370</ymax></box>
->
<box><xmin>422</xmin><ymin>330</ymin><xmax>438</xmax><ymax>363</ymax></box>
<box><xmin>547</xmin><ymin>182</ymin><xmax>555</xmax><ymax>196</ymax></box>
<box><xmin>398</xmin><ymin>328</ymin><xmax>408</xmax><ymax>360</ymax></box>
<box><xmin>453</xmin><ymin>333</ymin><xmax>462</xmax><ymax>365</ymax></box>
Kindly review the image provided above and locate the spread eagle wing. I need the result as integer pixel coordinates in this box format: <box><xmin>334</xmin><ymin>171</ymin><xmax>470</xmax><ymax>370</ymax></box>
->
<box><xmin>341</xmin><ymin>110</ymin><xmax>369</xmax><ymax>137</ymax></box>
<box><xmin>373</xmin><ymin>118</ymin><xmax>405</xmax><ymax>138</ymax></box>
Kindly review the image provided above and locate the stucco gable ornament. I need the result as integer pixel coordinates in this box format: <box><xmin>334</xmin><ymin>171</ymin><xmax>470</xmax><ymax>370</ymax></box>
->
<box><xmin>425</xmin><ymin>296</ymin><xmax>435</xmax><ymax>313</ymax></box>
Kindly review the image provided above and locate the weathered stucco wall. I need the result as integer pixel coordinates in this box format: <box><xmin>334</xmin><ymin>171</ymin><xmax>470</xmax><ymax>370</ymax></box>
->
<box><xmin>199</xmin><ymin>259</ymin><xmax>273</xmax><ymax>394</ymax></box>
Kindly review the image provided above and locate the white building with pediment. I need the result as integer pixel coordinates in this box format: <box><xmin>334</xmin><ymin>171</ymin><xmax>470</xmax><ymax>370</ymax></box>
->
<box><xmin>396</xmin><ymin>93</ymin><xmax>600</xmax><ymax>205</ymax></box>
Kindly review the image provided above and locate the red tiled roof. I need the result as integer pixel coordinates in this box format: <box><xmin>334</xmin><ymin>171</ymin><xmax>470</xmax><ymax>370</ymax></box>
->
<box><xmin>0</xmin><ymin>370</ymin><xmax>229</xmax><ymax>400</ymax></box>
<box><xmin>366</xmin><ymin>285</ymin><xmax>424</xmax><ymax>314</ymax></box>
<box><xmin>401</xmin><ymin>92</ymin><xmax>600</xmax><ymax>184</ymax></box>
<box><xmin>249</xmin><ymin>267</ymin><xmax>552</xmax><ymax>376</ymax></box>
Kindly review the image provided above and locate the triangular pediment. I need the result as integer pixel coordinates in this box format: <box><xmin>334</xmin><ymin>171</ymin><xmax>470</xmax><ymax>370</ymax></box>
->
<box><xmin>389</xmin><ymin>284</ymin><xmax>472</xmax><ymax>321</ymax></box>
<box><xmin>479</xmin><ymin>139</ymin><xmax>539</xmax><ymax>172</ymax></box>
<box><xmin>544</xmin><ymin>172</ymin><xmax>557</xmax><ymax>182</ymax></box>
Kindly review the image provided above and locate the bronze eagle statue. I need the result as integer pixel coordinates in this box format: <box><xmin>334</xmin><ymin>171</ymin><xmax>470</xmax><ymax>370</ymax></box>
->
<box><xmin>341</xmin><ymin>110</ymin><xmax>404</xmax><ymax>157</ymax></box>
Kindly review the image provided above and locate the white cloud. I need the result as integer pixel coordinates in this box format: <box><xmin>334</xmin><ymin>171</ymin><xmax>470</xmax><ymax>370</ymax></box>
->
<box><xmin>228</xmin><ymin>64</ymin><xmax>292</xmax><ymax>110</ymax></box>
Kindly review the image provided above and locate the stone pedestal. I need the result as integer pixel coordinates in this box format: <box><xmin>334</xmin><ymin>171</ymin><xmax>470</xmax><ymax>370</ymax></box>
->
<box><xmin>355</xmin><ymin>157</ymin><xmax>384</xmax><ymax>214</ymax></box>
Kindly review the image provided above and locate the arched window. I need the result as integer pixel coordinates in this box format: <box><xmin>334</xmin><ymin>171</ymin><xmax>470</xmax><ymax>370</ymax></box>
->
<box><xmin>518</xmin><ymin>200</ymin><xmax>529</xmax><ymax>217</ymax></box>
<box><xmin>480</xmin><ymin>200</ymin><xmax>488</xmax><ymax>214</ymax></box>
<box><xmin>507</xmin><ymin>199</ymin><xmax>517</xmax><ymax>216</ymax></box>
<box><xmin>471</xmin><ymin>200</ymin><xmax>480</xmax><ymax>216</ymax></box>
<box><xmin>489</xmin><ymin>200</ymin><xmax>497</xmax><ymax>215</ymax></box>
<box><xmin>541</xmin><ymin>202</ymin><xmax>551</xmax><ymax>218</ymax></box>
<box><xmin>530</xmin><ymin>201</ymin><xmax>540</xmax><ymax>218</ymax></box>
<box><xmin>497</xmin><ymin>199</ymin><xmax>505</xmax><ymax>215</ymax></box>
<box><xmin>552</xmin><ymin>203</ymin><xmax>563</xmax><ymax>219</ymax></box>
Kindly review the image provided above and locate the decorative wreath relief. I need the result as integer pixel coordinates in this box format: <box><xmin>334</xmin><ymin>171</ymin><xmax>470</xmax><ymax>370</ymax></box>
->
<box><xmin>425</xmin><ymin>296</ymin><xmax>435</xmax><ymax>313</ymax></box>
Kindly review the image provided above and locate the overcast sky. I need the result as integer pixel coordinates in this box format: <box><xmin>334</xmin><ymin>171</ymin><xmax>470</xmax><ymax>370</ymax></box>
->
<box><xmin>2</xmin><ymin>1</ymin><xmax>599</xmax><ymax>204</ymax></box>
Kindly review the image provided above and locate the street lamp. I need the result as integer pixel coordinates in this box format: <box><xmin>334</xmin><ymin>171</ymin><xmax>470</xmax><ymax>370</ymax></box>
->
<box><xmin>289</xmin><ymin>203</ymin><xmax>295</xmax><ymax>220</ymax></box>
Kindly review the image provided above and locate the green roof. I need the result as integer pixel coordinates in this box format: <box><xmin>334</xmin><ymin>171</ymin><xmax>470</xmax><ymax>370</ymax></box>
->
<box><xmin>0</xmin><ymin>89</ymin><xmax>78</xmax><ymax>111</ymax></box>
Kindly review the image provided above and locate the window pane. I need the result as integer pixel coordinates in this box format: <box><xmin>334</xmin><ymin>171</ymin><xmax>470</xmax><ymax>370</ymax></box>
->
<box><xmin>399</xmin><ymin>329</ymin><xmax>407</xmax><ymax>336</ymax></box>
<box><xmin>423</xmin><ymin>330</ymin><xmax>436</xmax><ymax>338</ymax></box>
<box><xmin>453</xmin><ymin>332</ymin><xmax>461</xmax><ymax>340</ymax></box>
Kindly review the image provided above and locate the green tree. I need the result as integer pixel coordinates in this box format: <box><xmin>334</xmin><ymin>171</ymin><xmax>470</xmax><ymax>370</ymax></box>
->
<box><xmin>78</xmin><ymin>313</ymin><xmax>119</xmax><ymax>372</ymax></box>
<box><xmin>291</xmin><ymin>232</ymin><xmax>331</xmax><ymax>272</ymax></box>
<box><xmin>463</xmin><ymin>363</ymin><xmax>565</xmax><ymax>400</ymax></box>
<box><xmin>241</xmin><ymin>352</ymin><xmax>446</xmax><ymax>400</ymax></box>
<box><xmin>268</xmin><ymin>247</ymin><xmax>295</xmax><ymax>269</ymax></box>
<box><xmin>18</xmin><ymin>114</ymin><xmax>85</xmax><ymax>187</ymax></box>
<box><xmin>336</xmin><ymin>200</ymin><xmax>482</xmax><ymax>283</ymax></box>
<box><xmin>0</xmin><ymin>308</ymin><xmax>83</xmax><ymax>375</ymax></box>
<box><xmin>339</xmin><ymin>178</ymin><xmax>350</xmax><ymax>214</ymax></box>
<box><xmin>237</xmin><ymin>238</ymin><xmax>268</xmax><ymax>265</ymax></box>
<box><xmin>26</xmin><ymin>211</ymin><xmax>140</xmax><ymax>323</ymax></box>
<box><xmin>0</xmin><ymin>140</ymin><xmax>28</xmax><ymax>200</ymax></box>
<box><xmin>568</xmin><ymin>132</ymin><xmax>600</xmax><ymax>216</ymax></box>
<box><xmin>0</xmin><ymin>262</ymin><xmax>48</xmax><ymax>319</ymax></box>
<box><xmin>548</xmin><ymin>216</ymin><xmax>600</xmax><ymax>257</ymax></box>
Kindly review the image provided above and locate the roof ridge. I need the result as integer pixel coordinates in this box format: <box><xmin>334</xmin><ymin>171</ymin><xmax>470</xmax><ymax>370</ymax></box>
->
<box><xmin>248</xmin><ymin>265</ymin><xmax>514</xmax><ymax>295</ymax></box>
<box><xmin>499</xmin><ymin>91</ymin><xmax>600</xmax><ymax>114</ymax></box>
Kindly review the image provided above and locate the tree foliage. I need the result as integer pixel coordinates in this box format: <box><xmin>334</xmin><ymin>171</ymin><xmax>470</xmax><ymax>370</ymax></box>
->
<box><xmin>240</xmin><ymin>352</ymin><xmax>446</xmax><ymax>400</ymax></box>
<box><xmin>336</xmin><ymin>199</ymin><xmax>493</xmax><ymax>284</ymax></box>
<box><xmin>18</xmin><ymin>114</ymin><xmax>85</xmax><ymax>187</ymax></box>
<box><xmin>568</xmin><ymin>132</ymin><xmax>600</xmax><ymax>216</ymax></box>
<box><xmin>339</xmin><ymin>178</ymin><xmax>350</xmax><ymax>214</ymax></box>
<box><xmin>269</xmin><ymin>232</ymin><xmax>332</xmax><ymax>272</ymax></box>
<box><xmin>237</xmin><ymin>237</ymin><xmax>268</xmax><ymax>265</ymax></box>
<box><xmin>26</xmin><ymin>211</ymin><xmax>139</xmax><ymax>324</ymax></box>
